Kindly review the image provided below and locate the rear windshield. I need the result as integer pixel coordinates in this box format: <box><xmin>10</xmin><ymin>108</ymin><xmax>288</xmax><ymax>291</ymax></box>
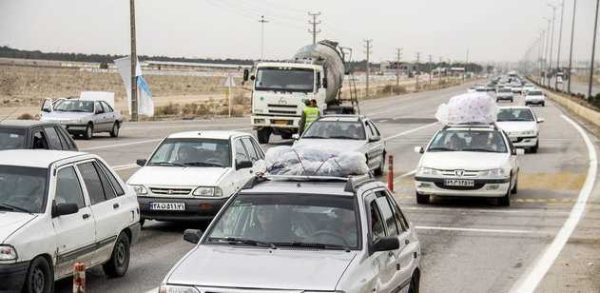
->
<box><xmin>528</xmin><ymin>91</ymin><xmax>543</xmax><ymax>96</ymax></box>
<box><xmin>0</xmin><ymin>128</ymin><xmax>26</xmax><ymax>150</ymax></box>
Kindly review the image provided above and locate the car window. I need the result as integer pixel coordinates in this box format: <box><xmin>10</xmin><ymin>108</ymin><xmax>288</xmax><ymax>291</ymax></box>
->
<box><xmin>428</xmin><ymin>129</ymin><xmax>508</xmax><ymax>153</ymax></box>
<box><xmin>32</xmin><ymin>129</ymin><xmax>49</xmax><ymax>150</ymax></box>
<box><xmin>77</xmin><ymin>162</ymin><xmax>108</xmax><ymax>205</ymax></box>
<box><xmin>375</xmin><ymin>193</ymin><xmax>399</xmax><ymax>235</ymax></box>
<box><xmin>369</xmin><ymin>200</ymin><xmax>386</xmax><ymax>242</ymax></box>
<box><xmin>241</xmin><ymin>138</ymin><xmax>258</xmax><ymax>161</ymax></box>
<box><xmin>101</xmin><ymin>101</ymin><xmax>114</xmax><ymax>113</ymax></box>
<box><xmin>94</xmin><ymin>101</ymin><xmax>103</xmax><ymax>114</ymax></box>
<box><xmin>43</xmin><ymin>126</ymin><xmax>63</xmax><ymax>150</ymax></box>
<box><xmin>234</xmin><ymin>139</ymin><xmax>249</xmax><ymax>162</ymax></box>
<box><xmin>54</xmin><ymin>127</ymin><xmax>70</xmax><ymax>150</ymax></box>
<box><xmin>386</xmin><ymin>192</ymin><xmax>409</xmax><ymax>231</ymax></box>
<box><xmin>56</xmin><ymin>126</ymin><xmax>76</xmax><ymax>150</ymax></box>
<box><xmin>250</xmin><ymin>137</ymin><xmax>264</xmax><ymax>158</ymax></box>
<box><xmin>93</xmin><ymin>162</ymin><xmax>116</xmax><ymax>200</ymax></box>
<box><xmin>368</xmin><ymin>121</ymin><xmax>381</xmax><ymax>137</ymax></box>
<box><xmin>365</xmin><ymin>121</ymin><xmax>376</xmax><ymax>138</ymax></box>
<box><xmin>55</xmin><ymin>166</ymin><xmax>85</xmax><ymax>208</ymax></box>
<box><xmin>302</xmin><ymin>120</ymin><xmax>366</xmax><ymax>140</ymax></box>
<box><xmin>96</xmin><ymin>161</ymin><xmax>125</xmax><ymax>196</ymax></box>
<box><xmin>0</xmin><ymin>128</ymin><xmax>26</xmax><ymax>150</ymax></box>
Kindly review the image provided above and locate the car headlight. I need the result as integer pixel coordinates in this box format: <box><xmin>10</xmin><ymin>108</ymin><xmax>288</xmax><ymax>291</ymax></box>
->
<box><xmin>482</xmin><ymin>168</ymin><xmax>506</xmax><ymax>177</ymax></box>
<box><xmin>0</xmin><ymin>245</ymin><xmax>17</xmax><ymax>262</ymax></box>
<box><xmin>521</xmin><ymin>130</ymin><xmax>535</xmax><ymax>136</ymax></box>
<box><xmin>192</xmin><ymin>186</ymin><xmax>223</xmax><ymax>197</ymax></box>
<box><xmin>158</xmin><ymin>285</ymin><xmax>200</xmax><ymax>293</ymax></box>
<box><xmin>418</xmin><ymin>167</ymin><xmax>439</xmax><ymax>176</ymax></box>
<box><xmin>131</xmin><ymin>185</ymin><xmax>148</xmax><ymax>195</ymax></box>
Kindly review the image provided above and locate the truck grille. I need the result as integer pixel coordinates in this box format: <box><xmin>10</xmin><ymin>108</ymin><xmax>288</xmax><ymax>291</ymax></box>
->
<box><xmin>267</xmin><ymin>104</ymin><xmax>298</xmax><ymax>115</ymax></box>
<box><xmin>150</xmin><ymin>187</ymin><xmax>192</xmax><ymax>195</ymax></box>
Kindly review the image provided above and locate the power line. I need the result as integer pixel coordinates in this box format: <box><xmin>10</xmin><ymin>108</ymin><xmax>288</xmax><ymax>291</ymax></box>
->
<box><xmin>364</xmin><ymin>39</ymin><xmax>373</xmax><ymax>98</ymax></box>
<box><xmin>308</xmin><ymin>12</ymin><xmax>321</xmax><ymax>45</ymax></box>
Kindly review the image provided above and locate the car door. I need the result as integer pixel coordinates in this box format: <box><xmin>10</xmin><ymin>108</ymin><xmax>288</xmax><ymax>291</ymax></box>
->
<box><xmin>43</xmin><ymin>126</ymin><xmax>63</xmax><ymax>150</ymax></box>
<box><xmin>93</xmin><ymin>101</ymin><xmax>108</xmax><ymax>131</ymax></box>
<box><xmin>101</xmin><ymin>101</ymin><xmax>118</xmax><ymax>127</ymax></box>
<box><xmin>364</xmin><ymin>192</ymin><xmax>396</xmax><ymax>293</ymax></box>
<box><xmin>51</xmin><ymin>165</ymin><xmax>96</xmax><ymax>278</ymax></box>
<box><xmin>232</xmin><ymin>138</ymin><xmax>253</xmax><ymax>190</ymax></box>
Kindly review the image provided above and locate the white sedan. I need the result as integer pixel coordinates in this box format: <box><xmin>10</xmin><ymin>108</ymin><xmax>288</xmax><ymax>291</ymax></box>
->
<box><xmin>414</xmin><ymin>123</ymin><xmax>523</xmax><ymax>206</ymax></box>
<box><xmin>524</xmin><ymin>90</ymin><xmax>546</xmax><ymax>107</ymax></box>
<box><xmin>496</xmin><ymin>106</ymin><xmax>544</xmax><ymax>153</ymax></box>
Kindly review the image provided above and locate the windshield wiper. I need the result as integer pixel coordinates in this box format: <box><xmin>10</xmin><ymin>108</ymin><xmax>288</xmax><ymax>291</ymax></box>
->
<box><xmin>275</xmin><ymin>241</ymin><xmax>350</xmax><ymax>251</ymax></box>
<box><xmin>149</xmin><ymin>161</ymin><xmax>186</xmax><ymax>167</ymax></box>
<box><xmin>184</xmin><ymin>162</ymin><xmax>224</xmax><ymax>167</ymax></box>
<box><xmin>207</xmin><ymin>237</ymin><xmax>276</xmax><ymax>248</ymax></box>
<box><xmin>0</xmin><ymin>203</ymin><xmax>33</xmax><ymax>214</ymax></box>
<box><xmin>428</xmin><ymin>147</ymin><xmax>456</xmax><ymax>152</ymax></box>
<box><xmin>301</xmin><ymin>135</ymin><xmax>326</xmax><ymax>139</ymax></box>
<box><xmin>462</xmin><ymin>148</ymin><xmax>499</xmax><ymax>153</ymax></box>
<box><xmin>329</xmin><ymin>136</ymin><xmax>359</xmax><ymax>140</ymax></box>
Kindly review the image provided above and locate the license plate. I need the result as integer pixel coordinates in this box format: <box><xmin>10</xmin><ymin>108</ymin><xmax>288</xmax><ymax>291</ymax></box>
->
<box><xmin>150</xmin><ymin>202</ymin><xmax>185</xmax><ymax>211</ymax></box>
<box><xmin>444</xmin><ymin>179</ymin><xmax>475</xmax><ymax>187</ymax></box>
<box><xmin>273</xmin><ymin>120</ymin><xmax>288</xmax><ymax>125</ymax></box>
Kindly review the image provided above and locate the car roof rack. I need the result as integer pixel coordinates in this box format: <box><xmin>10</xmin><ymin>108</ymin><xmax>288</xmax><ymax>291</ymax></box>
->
<box><xmin>241</xmin><ymin>173</ymin><xmax>376</xmax><ymax>193</ymax></box>
<box><xmin>444</xmin><ymin>122</ymin><xmax>498</xmax><ymax>131</ymax></box>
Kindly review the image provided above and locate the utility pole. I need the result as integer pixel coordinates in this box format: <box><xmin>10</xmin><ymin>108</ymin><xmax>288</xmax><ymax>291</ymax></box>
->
<box><xmin>464</xmin><ymin>49</ymin><xmax>469</xmax><ymax>82</ymax></box>
<box><xmin>548</xmin><ymin>4</ymin><xmax>557</xmax><ymax>86</ymax></box>
<box><xmin>415</xmin><ymin>52</ymin><xmax>421</xmax><ymax>89</ymax></box>
<box><xmin>308</xmin><ymin>12</ymin><xmax>321</xmax><ymax>45</ymax></box>
<box><xmin>428</xmin><ymin>54</ymin><xmax>433</xmax><ymax>85</ymax></box>
<box><xmin>259</xmin><ymin>15</ymin><xmax>269</xmax><ymax>60</ymax></box>
<box><xmin>544</xmin><ymin>17</ymin><xmax>552</xmax><ymax>85</ymax></box>
<box><xmin>567</xmin><ymin>0</ymin><xmax>577</xmax><ymax>94</ymax></box>
<box><xmin>364</xmin><ymin>39</ymin><xmax>373</xmax><ymax>98</ymax></box>
<box><xmin>129</xmin><ymin>0</ymin><xmax>138</xmax><ymax>121</ymax></box>
<box><xmin>589</xmin><ymin>0</ymin><xmax>600</xmax><ymax>99</ymax></box>
<box><xmin>555</xmin><ymin>0</ymin><xmax>566</xmax><ymax>90</ymax></box>
<box><xmin>395</xmin><ymin>48</ymin><xmax>402</xmax><ymax>87</ymax></box>
<box><xmin>539</xmin><ymin>31</ymin><xmax>545</xmax><ymax>82</ymax></box>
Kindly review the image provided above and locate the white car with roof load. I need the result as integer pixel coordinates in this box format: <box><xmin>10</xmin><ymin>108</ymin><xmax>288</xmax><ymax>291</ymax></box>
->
<box><xmin>496</xmin><ymin>106</ymin><xmax>544</xmax><ymax>153</ymax></box>
<box><xmin>0</xmin><ymin>150</ymin><xmax>140</xmax><ymax>293</ymax></box>
<box><xmin>160</xmin><ymin>174</ymin><xmax>422</xmax><ymax>293</ymax></box>
<box><xmin>414</xmin><ymin>123</ymin><xmax>522</xmax><ymax>206</ymax></box>
<box><xmin>127</xmin><ymin>131</ymin><xmax>266</xmax><ymax>224</ymax></box>
<box><xmin>524</xmin><ymin>90</ymin><xmax>546</xmax><ymax>106</ymax></box>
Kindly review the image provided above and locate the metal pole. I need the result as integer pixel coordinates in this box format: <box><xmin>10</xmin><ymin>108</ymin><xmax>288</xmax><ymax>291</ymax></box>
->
<box><xmin>428</xmin><ymin>54</ymin><xmax>433</xmax><ymax>85</ymax></box>
<box><xmin>308</xmin><ymin>12</ymin><xmax>321</xmax><ymax>45</ymax></box>
<box><xmin>544</xmin><ymin>18</ymin><xmax>552</xmax><ymax>85</ymax></box>
<box><xmin>567</xmin><ymin>0</ymin><xmax>577</xmax><ymax>94</ymax></box>
<box><xmin>589</xmin><ymin>0</ymin><xmax>600</xmax><ymax>99</ymax></box>
<box><xmin>556</xmin><ymin>0</ymin><xmax>565</xmax><ymax>90</ymax></box>
<box><xmin>259</xmin><ymin>16</ymin><xmax>268</xmax><ymax>60</ymax></box>
<box><xmin>539</xmin><ymin>30</ymin><xmax>545</xmax><ymax>82</ymax></box>
<box><xmin>364</xmin><ymin>40</ymin><xmax>372</xmax><ymax>98</ymax></box>
<box><xmin>396</xmin><ymin>48</ymin><xmax>402</xmax><ymax>88</ymax></box>
<box><xmin>415</xmin><ymin>52</ymin><xmax>421</xmax><ymax>89</ymax></box>
<box><xmin>130</xmin><ymin>0</ymin><xmax>138</xmax><ymax>121</ymax></box>
<box><xmin>548</xmin><ymin>5</ymin><xmax>557</xmax><ymax>87</ymax></box>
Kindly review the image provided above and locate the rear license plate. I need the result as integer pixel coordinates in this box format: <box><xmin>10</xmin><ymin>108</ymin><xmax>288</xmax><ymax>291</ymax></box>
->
<box><xmin>150</xmin><ymin>202</ymin><xmax>185</xmax><ymax>211</ymax></box>
<box><xmin>444</xmin><ymin>179</ymin><xmax>475</xmax><ymax>187</ymax></box>
<box><xmin>273</xmin><ymin>120</ymin><xmax>288</xmax><ymax>125</ymax></box>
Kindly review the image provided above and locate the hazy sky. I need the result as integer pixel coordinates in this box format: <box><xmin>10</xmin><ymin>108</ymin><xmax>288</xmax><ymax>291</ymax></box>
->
<box><xmin>0</xmin><ymin>0</ymin><xmax>597</xmax><ymax>64</ymax></box>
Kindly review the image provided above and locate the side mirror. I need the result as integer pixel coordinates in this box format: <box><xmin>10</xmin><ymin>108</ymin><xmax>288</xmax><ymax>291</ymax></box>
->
<box><xmin>369</xmin><ymin>136</ymin><xmax>381</xmax><ymax>142</ymax></box>
<box><xmin>236</xmin><ymin>160</ymin><xmax>253</xmax><ymax>170</ymax></box>
<box><xmin>537</xmin><ymin>118</ymin><xmax>545</xmax><ymax>123</ymax></box>
<box><xmin>414</xmin><ymin>146</ymin><xmax>424</xmax><ymax>154</ymax></box>
<box><xmin>41</xmin><ymin>99</ymin><xmax>53</xmax><ymax>113</ymax></box>
<box><xmin>52</xmin><ymin>202</ymin><xmax>79</xmax><ymax>218</ymax></box>
<box><xmin>292</xmin><ymin>134</ymin><xmax>300</xmax><ymax>140</ymax></box>
<box><xmin>372</xmin><ymin>237</ymin><xmax>400</xmax><ymax>253</ymax></box>
<box><xmin>516</xmin><ymin>148</ymin><xmax>525</xmax><ymax>156</ymax></box>
<box><xmin>243</xmin><ymin>69</ymin><xmax>249</xmax><ymax>81</ymax></box>
<box><xmin>136</xmin><ymin>159</ymin><xmax>147</xmax><ymax>167</ymax></box>
<box><xmin>183</xmin><ymin>229</ymin><xmax>203</xmax><ymax>244</ymax></box>
<box><xmin>322</xmin><ymin>77</ymin><xmax>328</xmax><ymax>89</ymax></box>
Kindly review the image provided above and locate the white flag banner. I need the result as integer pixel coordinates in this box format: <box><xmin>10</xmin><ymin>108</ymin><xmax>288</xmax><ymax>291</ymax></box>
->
<box><xmin>114</xmin><ymin>56</ymin><xmax>154</xmax><ymax>117</ymax></box>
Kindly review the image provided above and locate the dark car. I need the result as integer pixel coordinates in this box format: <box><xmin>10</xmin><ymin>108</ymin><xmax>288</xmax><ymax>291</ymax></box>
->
<box><xmin>0</xmin><ymin>120</ymin><xmax>78</xmax><ymax>151</ymax></box>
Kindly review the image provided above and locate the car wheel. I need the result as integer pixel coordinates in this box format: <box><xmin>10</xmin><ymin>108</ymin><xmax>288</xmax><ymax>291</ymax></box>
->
<box><xmin>510</xmin><ymin>98</ymin><xmax>514</xmax><ymax>103</ymax></box>
<box><xmin>139</xmin><ymin>218</ymin><xmax>145</xmax><ymax>227</ymax></box>
<box><xmin>531</xmin><ymin>141</ymin><xmax>539</xmax><ymax>153</ymax></box>
<box><xmin>542</xmin><ymin>102</ymin><xmax>545</xmax><ymax>107</ymax></box>
<box><xmin>280</xmin><ymin>133</ymin><xmax>292</xmax><ymax>139</ymax></box>
<box><xmin>84</xmin><ymin>124</ymin><xmax>93</xmax><ymax>140</ymax></box>
<box><xmin>373</xmin><ymin>153</ymin><xmax>385</xmax><ymax>176</ymax></box>
<box><xmin>103</xmin><ymin>232</ymin><xmax>130</xmax><ymax>278</ymax></box>
<box><xmin>110</xmin><ymin>122</ymin><xmax>120</xmax><ymax>138</ymax></box>
<box><xmin>256</xmin><ymin>128</ymin><xmax>271</xmax><ymax>144</ymax></box>
<box><xmin>408</xmin><ymin>270</ymin><xmax>421</xmax><ymax>293</ymax></box>
<box><xmin>416</xmin><ymin>192</ymin><xmax>430</xmax><ymax>204</ymax></box>
<box><xmin>511</xmin><ymin>174</ymin><xmax>518</xmax><ymax>194</ymax></box>
<box><xmin>23</xmin><ymin>256</ymin><xmax>53</xmax><ymax>293</ymax></box>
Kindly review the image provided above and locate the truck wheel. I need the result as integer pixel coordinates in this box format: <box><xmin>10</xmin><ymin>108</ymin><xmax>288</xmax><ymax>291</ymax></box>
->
<box><xmin>110</xmin><ymin>122</ymin><xmax>120</xmax><ymax>138</ymax></box>
<box><xmin>281</xmin><ymin>133</ymin><xmax>292</xmax><ymax>139</ymax></box>
<box><xmin>416</xmin><ymin>192</ymin><xmax>430</xmax><ymax>204</ymax></box>
<box><xmin>103</xmin><ymin>232</ymin><xmax>130</xmax><ymax>278</ymax></box>
<box><xmin>84</xmin><ymin>124</ymin><xmax>94</xmax><ymax>140</ymax></box>
<box><xmin>23</xmin><ymin>256</ymin><xmax>53</xmax><ymax>293</ymax></box>
<box><xmin>257</xmin><ymin>128</ymin><xmax>271</xmax><ymax>144</ymax></box>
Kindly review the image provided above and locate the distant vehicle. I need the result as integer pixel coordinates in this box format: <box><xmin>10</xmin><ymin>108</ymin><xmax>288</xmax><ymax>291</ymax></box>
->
<box><xmin>0</xmin><ymin>120</ymin><xmax>78</xmax><ymax>151</ymax></box>
<box><xmin>414</xmin><ymin>123</ymin><xmax>523</xmax><ymax>206</ymax></box>
<box><xmin>522</xmin><ymin>85</ymin><xmax>537</xmax><ymax>95</ymax></box>
<box><xmin>496</xmin><ymin>106</ymin><xmax>544</xmax><ymax>153</ymax></box>
<box><xmin>496</xmin><ymin>88</ymin><xmax>514</xmax><ymax>102</ymax></box>
<box><xmin>40</xmin><ymin>98</ymin><xmax>124</xmax><ymax>140</ymax></box>
<box><xmin>0</xmin><ymin>150</ymin><xmax>140</xmax><ymax>293</ymax></box>
<box><xmin>127</xmin><ymin>131</ymin><xmax>266</xmax><ymax>224</ymax></box>
<box><xmin>293</xmin><ymin>115</ymin><xmax>386</xmax><ymax>175</ymax></box>
<box><xmin>160</xmin><ymin>175</ymin><xmax>422</xmax><ymax>293</ymax></box>
<box><xmin>524</xmin><ymin>90</ymin><xmax>546</xmax><ymax>107</ymax></box>
<box><xmin>510</xmin><ymin>84</ymin><xmax>523</xmax><ymax>94</ymax></box>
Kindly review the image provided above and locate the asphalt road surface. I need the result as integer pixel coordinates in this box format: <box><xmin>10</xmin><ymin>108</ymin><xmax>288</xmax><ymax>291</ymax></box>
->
<box><xmin>54</xmin><ymin>82</ymin><xmax>600</xmax><ymax>293</ymax></box>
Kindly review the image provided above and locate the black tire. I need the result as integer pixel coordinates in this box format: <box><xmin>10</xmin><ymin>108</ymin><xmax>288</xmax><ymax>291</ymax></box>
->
<box><xmin>103</xmin><ymin>232</ymin><xmax>130</xmax><ymax>278</ymax></box>
<box><xmin>139</xmin><ymin>218</ymin><xmax>145</xmax><ymax>227</ymax></box>
<box><xmin>511</xmin><ymin>174</ymin><xmax>518</xmax><ymax>194</ymax></box>
<box><xmin>498</xmin><ymin>184</ymin><xmax>511</xmax><ymax>206</ymax></box>
<box><xmin>84</xmin><ymin>124</ymin><xmax>93</xmax><ymax>140</ymax></box>
<box><xmin>541</xmin><ymin>102</ymin><xmax>545</xmax><ymax>107</ymax></box>
<box><xmin>531</xmin><ymin>141</ymin><xmax>539</xmax><ymax>153</ymax></box>
<box><xmin>408</xmin><ymin>270</ymin><xmax>421</xmax><ymax>293</ymax></box>
<box><xmin>256</xmin><ymin>128</ymin><xmax>271</xmax><ymax>144</ymax></box>
<box><xmin>281</xmin><ymin>133</ymin><xmax>292</xmax><ymax>140</ymax></box>
<box><xmin>23</xmin><ymin>256</ymin><xmax>53</xmax><ymax>293</ymax></box>
<box><xmin>510</xmin><ymin>98</ymin><xmax>514</xmax><ymax>103</ymax></box>
<box><xmin>110</xmin><ymin>122</ymin><xmax>120</xmax><ymax>138</ymax></box>
<box><xmin>416</xmin><ymin>192</ymin><xmax>430</xmax><ymax>204</ymax></box>
<box><xmin>373</xmin><ymin>153</ymin><xmax>385</xmax><ymax>176</ymax></box>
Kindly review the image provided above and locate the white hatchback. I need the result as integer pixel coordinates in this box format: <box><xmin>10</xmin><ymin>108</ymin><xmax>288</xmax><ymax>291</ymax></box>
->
<box><xmin>128</xmin><ymin>131</ymin><xmax>266</xmax><ymax>224</ymax></box>
<box><xmin>0</xmin><ymin>150</ymin><xmax>140</xmax><ymax>292</ymax></box>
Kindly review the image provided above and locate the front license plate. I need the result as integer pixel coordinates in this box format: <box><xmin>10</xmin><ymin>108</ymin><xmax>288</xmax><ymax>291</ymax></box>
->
<box><xmin>150</xmin><ymin>202</ymin><xmax>185</xmax><ymax>211</ymax></box>
<box><xmin>444</xmin><ymin>179</ymin><xmax>475</xmax><ymax>187</ymax></box>
<box><xmin>273</xmin><ymin>120</ymin><xmax>288</xmax><ymax>125</ymax></box>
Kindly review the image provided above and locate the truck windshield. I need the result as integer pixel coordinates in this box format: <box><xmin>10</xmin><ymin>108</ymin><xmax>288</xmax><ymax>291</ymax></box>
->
<box><xmin>255</xmin><ymin>68</ymin><xmax>315</xmax><ymax>92</ymax></box>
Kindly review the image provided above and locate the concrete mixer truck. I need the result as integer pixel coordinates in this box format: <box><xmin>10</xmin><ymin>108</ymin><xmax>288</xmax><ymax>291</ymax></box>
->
<box><xmin>243</xmin><ymin>40</ymin><xmax>358</xmax><ymax>143</ymax></box>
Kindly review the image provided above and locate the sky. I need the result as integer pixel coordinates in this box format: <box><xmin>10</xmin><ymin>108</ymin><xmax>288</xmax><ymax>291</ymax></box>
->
<box><xmin>0</xmin><ymin>0</ymin><xmax>597</xmax><ymax>64</ymax></box>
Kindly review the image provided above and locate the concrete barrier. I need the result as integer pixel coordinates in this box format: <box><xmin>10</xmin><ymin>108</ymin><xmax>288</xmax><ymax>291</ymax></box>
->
<box><xmin>543</xmin><ymin>90</ymin><xmax>600</xmax><ymax>128</ymax></box>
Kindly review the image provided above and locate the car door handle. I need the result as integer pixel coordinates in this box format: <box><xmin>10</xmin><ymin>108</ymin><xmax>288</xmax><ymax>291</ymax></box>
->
<box><xmin>113</xmin><ymin>203</ymin><xmax>120</xmax><ymax>209</ymax></box>
<box><xmin>82</xmin><ymin>214</ymin><xmax>90</xmax><ymax>220</ymax></box>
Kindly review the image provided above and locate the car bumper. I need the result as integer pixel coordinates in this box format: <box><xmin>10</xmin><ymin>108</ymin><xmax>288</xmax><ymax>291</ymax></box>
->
<box><xmin>137</xmin><ymin>196</ymin><xmax>228</xmax><ymax>221</ymax></box>
<box><xmin>525</xmin><ymin>99</ymin><xmax>545</xmax><ymax>104</ymax></box>
<box><xmin>0</xmin><ymin>261</ymin><xmax>30</xmax><ymax>292</ymax></box>
<box><xmin>64</xmin><ymin>124</ymin><xmax>89</xmax><ymax>134</ymax></box>
<box><xmin>251</xmin><ymin>115</ymin><xmax>300</xmax><ymax>129</ymax></box>
<box><xmin>496</xmin><ymin>96</ymin><xmax>513</xmax><ymax>100</ymax></box>
<box><xmin>414</xmin><ymin>176</ymin><xmax>510</xmax><ymax>197</ymax></box>
<box><xmin>510</xmin><ymin>136</ymin><xmax>538</xmax><ymax>148</ymax></box>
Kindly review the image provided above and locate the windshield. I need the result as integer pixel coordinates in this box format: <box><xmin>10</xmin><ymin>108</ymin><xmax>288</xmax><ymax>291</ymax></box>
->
<box><xmin>428</xmin><ymin>129</ymin><xmax>508</xmax><ymax>153</ymax></box>
<box><xmin>528</xmin><ymin>91</ymin><xmax>543</xmax><ymax>96</ymax></box>
<box><xmin>54</xmin><ymin>100</ymin><xmax>94</xmax><ymax>112</ymax></box>
<box><xmin>0</xmin><ymin>165</ymin><xmax>47</xmax><ymax>213</ymax></box>
<box><xmin>497</xmin><ymin>108</ymin><xmax>535</xmax><ymax>122</ymax></box>
<box><xmin>302</xmin><ymin>121</ymin><xmax>366</xmax><ymax>140</ymax></box>
<box><xmin>206</xmin><ymin>193</ymin><xmax>359</xmax><ymax>250</ymax></box>
<box><xmin>255</xmin><ymin>67</ymin><xmax>315</xmax><ymax>92</ymax></box>
<box><xmin>498</xmin><ymin>88</ymin><xmax>511</xmax><ymax>93</ymax></box>
<box><xmin>148</xmin><ymin>138</ymin><xmax>231</xmax><ymax>167</ymax></box>
<box><xmin>0</xmin><ymin>128</ymin><xmax>26</xmax><ymax>150</ymax></box>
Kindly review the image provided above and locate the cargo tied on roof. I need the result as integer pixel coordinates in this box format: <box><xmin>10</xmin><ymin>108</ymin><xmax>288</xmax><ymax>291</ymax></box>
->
<box><xmin>435</xmin><ymin>92</ymin><xmax>497</xmax><ymax>125</ymax></box>
<box><xmin>265</xmin><ymin>146</ymin><xmax>370</xmax><ymax>177</ymax></box>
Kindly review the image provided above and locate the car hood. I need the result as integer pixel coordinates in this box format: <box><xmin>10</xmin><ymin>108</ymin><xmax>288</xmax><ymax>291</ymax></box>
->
<box><xmin>496</xmin><ymin>121</ymin><xmax>537</xmax><ymax>134</ymax></box>
<box><xmin>127</xmin><ymin>166</ymin><xmax>230</xmax><ymax>186</ymax></box>
<box><xmin>41</xmin><ymin>111</ymin><xmax>92</xmax><ymax>121</ymax></box>
<box><xmin>168</xmin><ymin>245</ymin><xmax>357</xmax><ymax>290</ymax></box>
<box><xmin>421</xmin><ymin>152</ymin><xmax>510</xmax><ymax>170</ymax></box>
<box><xmin>294</xmin><ymin>139</ymin><xmax>367</xmax><ymax>153</ymax></box>
<box><xmin>0</xmin><ymin>212</ymin><xmax>37</xmax><ymax>243</ymax></box>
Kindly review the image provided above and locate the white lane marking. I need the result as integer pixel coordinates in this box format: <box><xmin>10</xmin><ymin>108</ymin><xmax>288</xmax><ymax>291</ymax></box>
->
<box><xmin>381</xmin><ymin>119</ymin><xmax>388</xmax><ymax>123</ymax></box>
<box><xmin>415</xmin><ymin>226</ymin><xmax>546</xmax><ymax>235</ymax></box>
<box><xmin>112</xmin><ymin>163</ymin><xmax>138</xmax><ymax>171</ymax></box>
<box><xmin>145</xmin><ymin>287</ymin><xmax>158</xmax><ymax>293</ymax></box>
<box><xmin>384</xmin><ymin>122</ymin><xmax>438</xmax><ymax>142</ymax></box>
<box><xmin>398</xmin><ymin>170</ymin><xmax>416</xmax><ymax>178</ymax></box>
<box><xmin>510</xmin><ymin>114</ymin><xmax>598</xmax><ymax>293</ymax></box>
<box><xmin>403</xmin><ymin>206</ymin><xmax>571</xmax><ymax>216</ymax></box>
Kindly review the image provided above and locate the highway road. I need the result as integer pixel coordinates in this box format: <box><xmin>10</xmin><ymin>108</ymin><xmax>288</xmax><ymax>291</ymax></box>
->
<box><xmin>54</xmin><ymin>82</ymin><xmax>600</xmax><ymax>293</ymax></box>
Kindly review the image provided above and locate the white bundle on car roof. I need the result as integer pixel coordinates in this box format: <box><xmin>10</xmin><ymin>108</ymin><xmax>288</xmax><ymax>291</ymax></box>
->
<box><xmin>435</xmin><ymin>92</ymin><xmax>497</xmax><ymax>125</ymax></box>
<box><xmin>265</xmin><ymin>146</ymin><xmax>370</xmax><ymax>177</ymax></box>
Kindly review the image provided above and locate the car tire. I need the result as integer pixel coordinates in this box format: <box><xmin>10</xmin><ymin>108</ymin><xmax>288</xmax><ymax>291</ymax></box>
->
<box><xmin>23</xmin><ymin>256</ymin><xmax>53</xmax><ymax>293</ymax></box>
<box><xmin>139</xmin><ymin>218</ymin><xmax>145</xmax><ymax>227</ymax></box>
<box><xmin>257</xmin><ymin>128</ymin><xmax>270</xmax><ymax>144</ymax></box>
<box><xmin>510</xmin><ymin>98</ymin><xmax>514</xmax><ymax>103</ymax></box>
<box><xmin>110</xmin><ymin>122</ymin><xmax>120</xmax><ymax>138</ymax></box>
<box><xmin>373</xmin><ymin>153</ymin><xmax>385</xmax><ymax>176</ymax></box>
<box><xmin>416</xmin><ymin>192</ymin><xmax>430</xmax><ymax>204</ymax></box>
<box><xmin>408</xmin><ymin>270</ymin><xmax>421</xmax><ymax>293</ymax></box>
<box><xmin>541</xmin><ymin>102</ymin><xmax>545</xmax><ymax>107</ymax></box>
<box><xmin>531</xmin><ymin>141</ymin><xmax>539</xmax><ymax>153</ymax></box>
<box><xmin>84</xmin><ymin>124</ymin><xmax>94</xmax><ymax>140</ymax></box>
<box><xmin>103</xmin><ymin>232</ymin><xmax>130</xmax><ymax>278</ymax></box>
<box><xmin>511</xmin><ymin>175</ymin><xmax>518</xmax><ymax>194</ymax></box>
